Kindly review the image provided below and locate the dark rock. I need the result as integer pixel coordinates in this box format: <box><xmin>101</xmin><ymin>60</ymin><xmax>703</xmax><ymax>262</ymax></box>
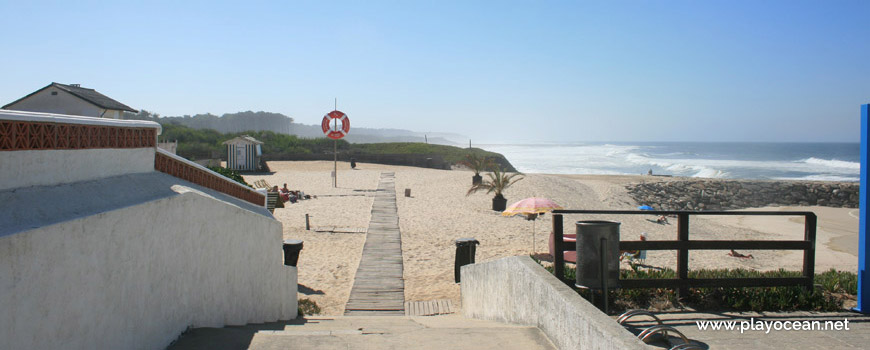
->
<box><xmin>625</xmin><ymin>179</ymin><xmax>858</xmax><ymax>211</ymax></box>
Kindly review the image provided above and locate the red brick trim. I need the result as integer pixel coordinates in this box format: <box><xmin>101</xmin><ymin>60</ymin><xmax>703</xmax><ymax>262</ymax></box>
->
<box><xmin>154</xmin><ymin>152</ymin><xmax>265</xmax><ymax>206</ymax></box>
<box><xmin>0</xmin><ymin>120</ymin><xmax>156</xmax><ymax>151</ymax></box>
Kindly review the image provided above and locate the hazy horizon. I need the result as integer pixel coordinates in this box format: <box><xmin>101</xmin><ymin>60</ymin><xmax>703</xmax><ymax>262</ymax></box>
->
<box><xmin>2</xmin><ymin>1</ymin><xmax>868</xmax><ymax>144</ymax></box>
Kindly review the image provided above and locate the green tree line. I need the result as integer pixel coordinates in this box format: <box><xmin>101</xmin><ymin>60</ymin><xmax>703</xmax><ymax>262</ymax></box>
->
<box><xmin>128</xmin><ymin>112</ymin><xmax>515</xmax><ymax>170</ymax></box>
<box><xmin>158</xmin><ymin>123</ymin><xmax>349</xmax><ymax>160</ymax></box>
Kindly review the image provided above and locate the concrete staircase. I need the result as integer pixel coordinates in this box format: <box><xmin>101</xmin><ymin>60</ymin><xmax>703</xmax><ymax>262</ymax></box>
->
<box><xmin>168</xmin><ymin>314</ymin><xmax>556</xmax><ymax>350</ymax></box>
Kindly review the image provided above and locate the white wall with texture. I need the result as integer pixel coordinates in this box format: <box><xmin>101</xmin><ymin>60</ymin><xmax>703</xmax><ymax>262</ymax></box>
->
<box><xmin>0</xmin><ymin>181</ymin><xmax>297</xmax><ymax>350</ymax></box>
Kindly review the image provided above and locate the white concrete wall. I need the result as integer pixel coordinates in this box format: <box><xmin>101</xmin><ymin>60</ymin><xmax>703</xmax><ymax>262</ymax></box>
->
<box><xmin>0</xmin><ymin>110</ymin><xmax>161</xmax><ymax>191</ymax></box>
<box><xmin>0</xmin><ymin>183</ymin><xmax>297</xmax><ymax>350</ymax></box>
<box><xmin>158</xmin><ymin>141</ymin><xmax>178</xmax><ymax>154</ymax></box>
<box><xmin>5</xmin><ymin>88</ymin><xmax>103</xmax><ymax>117</ymax></box>
<box><xmin>0</xmin><ymin>148</ymin><xmax>155</xmax><ymax>191</ymax></box>
<box><xmin>461</xmin><ymin>256</ymin><xmax>652</xmax><ymax>350</ymax></box>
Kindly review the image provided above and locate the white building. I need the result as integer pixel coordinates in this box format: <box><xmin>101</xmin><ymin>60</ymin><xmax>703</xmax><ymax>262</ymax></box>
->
<box><xmin>0</xmin><ymin>110</ymin><xmax>296</xmax><ymax>349</ymax></box>
<box><xmin>2</xmin><ymin>82</ymin><xmax>137</xmax><ymax>119</ymax></box>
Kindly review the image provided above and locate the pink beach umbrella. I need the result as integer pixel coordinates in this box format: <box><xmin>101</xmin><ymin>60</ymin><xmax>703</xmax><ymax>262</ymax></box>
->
<box><xmin>502</xmin><ymin>197</ymin><xmax>563</xmax><ymax>253</ymax></box>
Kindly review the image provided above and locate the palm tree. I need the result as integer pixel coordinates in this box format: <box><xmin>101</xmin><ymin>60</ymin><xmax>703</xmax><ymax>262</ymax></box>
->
<box><xmin>467</xmin><ymin>166</ymin><xmax>524</xmax><ymax>211</ymax></box>
<box><xmin>460</xmin><ymin>153</ymin><xmax>494</xmax><ymax>185</ymax></box>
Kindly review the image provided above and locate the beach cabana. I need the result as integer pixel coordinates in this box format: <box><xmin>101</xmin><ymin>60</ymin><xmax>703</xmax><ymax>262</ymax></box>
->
<box><xmin>223</xmin><ymin>135</ymin><xmax>264</xmax><ymax>171</ymax></box>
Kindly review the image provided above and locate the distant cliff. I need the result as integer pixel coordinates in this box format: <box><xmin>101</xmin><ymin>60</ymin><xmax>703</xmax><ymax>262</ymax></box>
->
<box><xmin>288</xmin><ymin>122</ymin><xmax>464</xmax><ymax>145</ymax></box>
<box><xmin>125</xmin><ymin>110</ymin><xmax>467</xmax><ymax>145</ymax></box>
<box><xmin>160</xmin><ymin>111</ymin><xmax>292</xmax><ymax>134</ymax></box>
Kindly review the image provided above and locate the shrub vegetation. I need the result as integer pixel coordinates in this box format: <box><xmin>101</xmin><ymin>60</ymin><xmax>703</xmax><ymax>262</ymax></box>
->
<box><xmin>157</xmin><ymin>123</ymin><xmax>515</xmax><ymax>171</ymax></box>
<box><xmin>206</xmin><ymin>166</ymin><xmax>251</xmax><ymax>187</ymax></box>
<box><xmin>297</xmin><ymin>298</ymin><xmax>321</xmax><ymax>316</ymax></box>
<box><xmin>539</xmin><ymin>260</ymin><xmax>855</xmax><ymax>313</ymax></box>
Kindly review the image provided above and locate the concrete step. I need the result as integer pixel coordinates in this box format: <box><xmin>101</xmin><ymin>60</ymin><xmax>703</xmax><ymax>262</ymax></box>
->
<box><xmin>168</xmin><ymin>314</ymin><xmax>556</xmax><ymax>350</ymax></box>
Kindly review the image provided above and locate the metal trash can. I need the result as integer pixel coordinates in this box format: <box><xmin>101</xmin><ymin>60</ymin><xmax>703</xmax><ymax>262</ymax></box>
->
<box><xmin>454</xmin><ymin>238</ymin><xmax>480</xmax><ymax>283</ymax></box>
<box><xmin>283</xmin><ymin>239</ymin><xmax>304</xmax><ymax>267</ymax></box>
<box><xmin>575</xmin><ymin>221</ymin><xmax>620</xmax><ymax>290</ymax></box>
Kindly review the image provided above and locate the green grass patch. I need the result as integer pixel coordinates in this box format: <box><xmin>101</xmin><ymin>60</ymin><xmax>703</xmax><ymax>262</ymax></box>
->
<box><xmin>537</xmin><ymin>258</ymin><xmax>854</xmax><ymax>313</ymax></box>
<box><xmin>815</xmin><ymin>268</ymin><xmax>858</xmax><ymax>294</ymax></box>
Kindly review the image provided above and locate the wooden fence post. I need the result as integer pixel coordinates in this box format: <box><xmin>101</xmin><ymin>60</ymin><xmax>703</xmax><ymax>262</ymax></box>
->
<box><xmin>677</xmin><ymin>213</ymin><xmax>689</xmax><ymax>299</ymax></box>
<box><xmin>554</xmin><ymin>214</ymin><xmax>565</xmax><ymax>282</ymax></box>
<box><xmin>803</xmin><ymin>213</ymin><xmax>817</xmax><ymax>291</ymax></box>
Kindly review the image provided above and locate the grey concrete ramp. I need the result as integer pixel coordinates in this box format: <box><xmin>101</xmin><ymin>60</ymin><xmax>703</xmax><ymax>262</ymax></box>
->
<box><xmin>345</xmin><ymin>172</ymin><xmax>406</xmax><ymax>315</ymax></box>
<box><xmin>169</xmin><ymin>315</ymin><xmax>557</xmax><ymax>350</ymax></box>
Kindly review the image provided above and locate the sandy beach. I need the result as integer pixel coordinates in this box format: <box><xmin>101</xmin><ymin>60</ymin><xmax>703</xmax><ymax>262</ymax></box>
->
<box><xmin>244</xmin><ymin>161</ymin><xmax>859</xmax><ymax>316</ymax></box>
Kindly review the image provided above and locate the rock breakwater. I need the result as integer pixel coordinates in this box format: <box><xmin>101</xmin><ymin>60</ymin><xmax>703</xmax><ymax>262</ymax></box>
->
<box><xmin>626</xmin><ymin>179</ymin><xmax>858</xmax><ymax>211</ymax></box>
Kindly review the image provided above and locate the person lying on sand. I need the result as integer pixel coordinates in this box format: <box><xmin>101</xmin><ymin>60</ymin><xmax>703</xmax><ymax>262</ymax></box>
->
<box><xmin>656</xmin><ymin>215</ymin><xmax>669</xmax><ymax>224</ymax></box>
<box><xmin>727</xmin><ymin>249</ymin><xmax>753</xmax><ymax>259</ymax></box>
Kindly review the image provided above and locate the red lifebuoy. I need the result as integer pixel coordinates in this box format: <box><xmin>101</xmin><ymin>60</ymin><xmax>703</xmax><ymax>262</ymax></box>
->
<box><xmin>321</xmin><ymin>110</ymin><xmax>350</xmax><ymax>140</ymax></box>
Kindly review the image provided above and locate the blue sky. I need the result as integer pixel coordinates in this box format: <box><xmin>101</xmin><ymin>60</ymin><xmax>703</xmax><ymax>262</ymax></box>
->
<box><xmin>1</xmin><ymin>1</ymin><xmax>868</xmax><ymax>143</ymax></box>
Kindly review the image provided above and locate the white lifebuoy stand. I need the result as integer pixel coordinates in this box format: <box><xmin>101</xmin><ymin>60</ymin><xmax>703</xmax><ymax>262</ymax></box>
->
<box><xmin>322</xmin><ymin>110</ymin><xmax>350</xmax><ymax>187</ymax></box>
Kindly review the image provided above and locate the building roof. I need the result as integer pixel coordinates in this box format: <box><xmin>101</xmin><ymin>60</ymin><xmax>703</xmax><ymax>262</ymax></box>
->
<box><xmin>222</xmin><ymin>135</ymin><xmax>265</xmax><ymax>145</ymax></box>
<box><xmin>2</xmin><ymin>82</ymin><xmax>138</xmax><ymax>113</ymax></box>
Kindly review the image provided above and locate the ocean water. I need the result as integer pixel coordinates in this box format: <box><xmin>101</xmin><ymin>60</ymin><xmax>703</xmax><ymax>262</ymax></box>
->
<box><xmin>481</xmin><ymin>142</ymin><xmax>860</xmax><ymax>182</ymax></box>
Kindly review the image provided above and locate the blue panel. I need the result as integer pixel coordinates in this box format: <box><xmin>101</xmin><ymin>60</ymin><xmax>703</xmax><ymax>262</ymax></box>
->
<box><xmin>858</xmin><ymin>104</ymin><xmax>870</xmax><ymax>313</ymax></box>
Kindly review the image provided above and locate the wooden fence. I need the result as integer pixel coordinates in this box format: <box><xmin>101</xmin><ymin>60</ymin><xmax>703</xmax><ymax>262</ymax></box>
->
<box><xmin>551</xmin><ymin>210</ymin><xmax>817</xmax><ymax>295</ymax></box>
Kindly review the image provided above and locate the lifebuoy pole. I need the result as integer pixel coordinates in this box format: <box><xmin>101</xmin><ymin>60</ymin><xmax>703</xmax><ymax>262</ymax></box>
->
<box><xmin>334</xmin><ymin>120</ymin><xmax>337</xmax><ymax>188</ymax></box>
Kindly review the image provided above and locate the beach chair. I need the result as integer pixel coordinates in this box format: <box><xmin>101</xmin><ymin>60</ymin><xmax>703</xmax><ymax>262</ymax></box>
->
<box><xmin>549</xmin><ymin>231</ymin><xmax>577</xmax><ymax>263</ymax></box>
<box><xmin>621</xmin><ymin>249</ymin><xmax>647</xmax><ymax>265</ymax></box>
<box><xmin>637</xmin><ymin>250</ymin><xmax>646</xmax><ymax>264</ymax></box>
<box><xmin>254</xmin><ymin>179</ymin><xmax>272</xmax><ymax>190</ymax></box>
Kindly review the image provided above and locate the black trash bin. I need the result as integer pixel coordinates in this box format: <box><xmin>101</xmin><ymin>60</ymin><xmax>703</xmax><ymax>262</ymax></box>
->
<box><xmin>454</xmin><ymin>238</ymin><xmax>480</xmax><ymax>283</ymax></box>
<box><xmin>283</xmin><ymin>239</ymin><xmax>304</xmax><ymax>266</ymax></box>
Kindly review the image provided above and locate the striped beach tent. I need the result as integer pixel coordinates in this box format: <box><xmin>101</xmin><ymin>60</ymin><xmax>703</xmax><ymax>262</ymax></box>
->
<box><xmin>222</xmin><ymin>135</ymin><xmax>264</xmax><ymax>171</ymax></box>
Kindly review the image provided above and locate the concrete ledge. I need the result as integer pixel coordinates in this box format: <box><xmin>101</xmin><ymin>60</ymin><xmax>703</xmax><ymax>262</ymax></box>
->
<box><xmin>0</xmin><ymin>109</ymin><xmax>162</xmax><ymax>129</ymax></box>
<box><xmin>461</xmin><ymin>256</ymin><xmax>652</xmax><ymax>350</ymax></box>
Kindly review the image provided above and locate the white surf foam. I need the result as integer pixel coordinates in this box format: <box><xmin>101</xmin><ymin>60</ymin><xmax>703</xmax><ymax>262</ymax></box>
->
<box><xmin>800</xmin><ymin>157</ymin><xmax>860</xmax><ymax>170</ymax></box>
<box><xmin>483</xmin><ymin>143</ymin><xmax>859</xmax><ymax>180</ymax></box>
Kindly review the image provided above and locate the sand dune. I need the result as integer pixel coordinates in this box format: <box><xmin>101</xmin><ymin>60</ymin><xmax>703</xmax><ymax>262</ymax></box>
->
<box><xmin>244</xmin><ymin>161</ymin><xmax>859</xmax><ymax>315</ymax></box>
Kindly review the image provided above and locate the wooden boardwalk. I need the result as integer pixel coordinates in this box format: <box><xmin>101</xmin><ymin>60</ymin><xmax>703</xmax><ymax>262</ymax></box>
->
<box><xmin>404</xmin><ymin>299</ymin><xmax>456</xmax><ymax>316</ymax></box>
<box><xmin>344</xmin><ymin>172</ymin><xmax>405</xmax><ymax>316</ymax></box>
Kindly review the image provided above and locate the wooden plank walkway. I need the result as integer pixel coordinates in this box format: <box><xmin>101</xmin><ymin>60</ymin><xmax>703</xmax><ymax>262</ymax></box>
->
<box><xmin>344</xmin><ymin>172</ymin><xmax>405</xmax><ymax>316</ymax></box>
<box><xmin>311</xmin><ymin>227</ymin><xmax>367</xmax><ymax>234</ymax></box>
<box><xmin>404</xmin><ymin>299</ymin><xmax>456</xmax><ymax>316</ymax></box>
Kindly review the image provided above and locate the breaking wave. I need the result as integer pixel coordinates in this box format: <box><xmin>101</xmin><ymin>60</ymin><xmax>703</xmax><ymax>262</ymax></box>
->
<box><xmin>481</xmin><ymin>142</ymin><xmax>859</xmax><ymax>181</ymax></box>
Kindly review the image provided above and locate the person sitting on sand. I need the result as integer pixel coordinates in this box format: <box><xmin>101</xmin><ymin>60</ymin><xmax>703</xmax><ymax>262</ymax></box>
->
<box><xmin>656</xmin><ymin>215</ymin><xmax>669</xmax><ymax>224</ymax></box>
<box><xmin>274</xmin><ymin>185</ymin><xmax>293</xmax><ymax>203</ymax></box>
<box><xmin>281</xmin><ymin>183</ymin><xmax>302</xmax><ymax>202</ymax></box>
<box><xmin>728</xmin><ymin>249</ymin><xmax>753</xmax><ymax>259</ymax></box>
